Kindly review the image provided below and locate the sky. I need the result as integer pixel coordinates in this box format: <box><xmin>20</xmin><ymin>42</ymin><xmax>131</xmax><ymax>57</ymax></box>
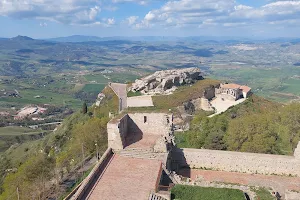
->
<box><xmin>0</xmin><ymin>0</ymin><xmax>300</xmax><ymax>38</ymax></box>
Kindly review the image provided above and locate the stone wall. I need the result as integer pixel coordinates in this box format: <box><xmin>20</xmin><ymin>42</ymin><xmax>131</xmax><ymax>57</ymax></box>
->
<box><xmin>172</xmin><ymin>147</ymin><xmax>300</xmax><ymax>176</ymax></box>
<box><xmin>107</xmin><ymin>115</ymin><xmax>129</xmax><ymax>150</ymax></box>
<box><xmin>200</xmin><ymin>98</ymin><xmax>214</xmax><ymax>112</ymax></box>
<box><xmin>203</xmin><ymin>86</ymin><xmax>216</xmax><ymax>100</ymax></box>
<box><xmin>128</xmin><ymin>113</ymin><xmax>172</xmax><ymax>135</ymax></box>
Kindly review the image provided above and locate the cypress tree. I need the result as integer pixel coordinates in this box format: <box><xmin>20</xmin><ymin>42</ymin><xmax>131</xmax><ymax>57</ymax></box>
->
<box><xmin>82</xmin><ymin>102</ymin><xmax>88</xmax><ymax>114</ymax></box>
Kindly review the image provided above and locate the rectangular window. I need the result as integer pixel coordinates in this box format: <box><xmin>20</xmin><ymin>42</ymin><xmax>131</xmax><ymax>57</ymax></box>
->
<box><xmin>144</xmin><ymin>116</ymin><xmax>147</xmax><ymax>123</ymax></box>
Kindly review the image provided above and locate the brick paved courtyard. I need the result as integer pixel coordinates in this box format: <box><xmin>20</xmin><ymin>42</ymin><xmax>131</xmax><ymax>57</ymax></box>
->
<box><xmin>87</xmin><ymin>155</ymin><xmax>162</xmax><ymax>200</ymax></box>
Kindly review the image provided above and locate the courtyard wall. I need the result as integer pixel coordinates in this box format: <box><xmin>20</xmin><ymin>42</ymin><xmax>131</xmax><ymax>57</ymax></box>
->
<box><xmin>172</xmin><ymin>147</ymin><xmax>300</xmax><ymax>176</ymax></box>
<box><xmin>127</xmin><ymin>113</ymin><xmax>172</xmax><ymax>135</ymax></box>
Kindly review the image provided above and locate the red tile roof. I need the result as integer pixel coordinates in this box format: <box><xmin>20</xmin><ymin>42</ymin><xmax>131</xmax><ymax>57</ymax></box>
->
<box><xmin>240</xmin><ymin>85</ymin><xmax>251</xmax><ymax>93</ymax></box>
<box><xmin>221</xmin><ymin>84</ymin><xmax>251</xmax><ymax>93</ymax></box>
<box><xmin>221</xmin><ymin>83</ymin><xmax>241</xmax><ymax>89</ymax></box>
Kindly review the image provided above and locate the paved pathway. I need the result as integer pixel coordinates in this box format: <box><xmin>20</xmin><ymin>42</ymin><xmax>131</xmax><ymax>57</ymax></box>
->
<box><xmin>109</xmin><ymin>83</ymin><xmax>127</xmax><ymax>112</ymax></box>
<box><xmin>178</xmin><ymin>169</ymin><xmax>300</xmax><ymax>195</ymax></box>
<box><xmin>127</xmin><ymin>96</ymin><xmax>154</xmax><ymax>107</ymax></box>
<box><xmin>86</xmin><ymin>155</ymin><xmax>162</xmax><ymax>200</ymax></box>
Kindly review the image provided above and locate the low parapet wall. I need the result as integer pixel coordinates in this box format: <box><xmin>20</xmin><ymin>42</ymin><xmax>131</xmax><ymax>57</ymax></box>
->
<box><xmin>172</xmin><ymin>147</ymin><xmax>300</xmax><ymax>176</ymax></box>
<box><xmin>66</xmin><ymin>148</ymin><xmax>113</xmax><ymax>200</ymax></box>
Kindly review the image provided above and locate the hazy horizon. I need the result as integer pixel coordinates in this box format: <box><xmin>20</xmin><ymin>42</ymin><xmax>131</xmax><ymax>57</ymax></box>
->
<box><xmin>2</xmin><ymin>34</ymin><xmax>300</xmax><ymax>41</ymax></box>
<box><xmin>1</xmin><ymin>0</ymin><xmax>300</xmax><ymax>38</ymax></box>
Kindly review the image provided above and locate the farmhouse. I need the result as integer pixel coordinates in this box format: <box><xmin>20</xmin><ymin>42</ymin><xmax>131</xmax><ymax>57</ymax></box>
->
<box><xmin>215</xmin><ymin>83</ymin><xmax>251</xmax><ymax>101</ymax></box>
<box><xmin>14</xmin><ymin>106</ymin><xmax>47</xmax><ymax>120</ymax></box>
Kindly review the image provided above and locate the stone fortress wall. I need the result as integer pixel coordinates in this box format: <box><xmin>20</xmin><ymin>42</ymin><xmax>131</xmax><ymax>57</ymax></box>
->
<box><xmin>107</xmin><ymin>115</ymin><xmax>129</xmax><ymax>150</ymax></box>
<box><xmin>128</xmin><ymin>113</ymin><xmax>172</xmax><ymax>135</ymax></box>
<box><xmin>108</xmin><ymin>111</ymin><xmax>300</xmax><ymax>177</ymax></box>
<box><xmin>107</xmin><ymin>113</ymin><xmax>172</xmax><ymax>151</ymax></box>
<box><xmin>172</xmin><ymin>144</ymin><xmax>300</xmax><ymax>176</ymax></box>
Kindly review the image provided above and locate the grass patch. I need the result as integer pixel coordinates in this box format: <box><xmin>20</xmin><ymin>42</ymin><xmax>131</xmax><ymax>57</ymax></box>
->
<box><xmin>127</xmin><ymin>91</ymin><xmax>142</xmax><ymax>97</ymax></box>
<box><xmin>171</xmin><ymin>185</ymin><xmax>245</xmax><ymax>200</ymax></box>
<box><xmin>251</xmin><ymin>187</ymin><xmax>275</xmax><ymax>200</ymax></box>
<box><xmin>174</xmin><ymin>132</ymin><xmax>190</xmax><ymax>148</ymax></box>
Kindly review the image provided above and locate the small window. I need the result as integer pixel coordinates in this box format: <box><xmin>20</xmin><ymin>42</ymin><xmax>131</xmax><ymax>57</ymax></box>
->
<box><xmin>144</xmin><ymin>116</ymin><xmax>147</xmax><ymax>123</ymax></box>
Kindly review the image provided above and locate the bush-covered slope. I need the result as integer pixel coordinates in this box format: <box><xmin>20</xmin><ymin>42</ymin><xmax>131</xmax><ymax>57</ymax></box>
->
<box><xmin>176</xmin><ymin>95</ymin><xmax>300</xmax><ymax>155</ymax></box>
<box><xmin>0</xmin><ymin>86</ymin><xmax>118</xmax><ymax>199</ymax></box>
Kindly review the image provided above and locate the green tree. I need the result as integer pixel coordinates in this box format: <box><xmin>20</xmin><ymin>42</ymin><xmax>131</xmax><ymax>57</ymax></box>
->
<box><xmin>82</xmin><ymin>102</ymin><xmax>88</xmax><ymax>114</ymax></box>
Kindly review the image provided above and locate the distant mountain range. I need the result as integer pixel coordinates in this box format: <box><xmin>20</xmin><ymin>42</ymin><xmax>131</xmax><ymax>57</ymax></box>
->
<box><xmin>1</xmin><ymin>35</ymin><xmax>300</xmax><ymax>43</ymax></box>
<box><xmin>47</xmin><ymin>35</ymin><xmax>183</xmax><ymax>42</ymax></box>
<box><xmin>44</xmin><ymin>35</ymin><xmax>300</xmax><ymax>43</ymax></box>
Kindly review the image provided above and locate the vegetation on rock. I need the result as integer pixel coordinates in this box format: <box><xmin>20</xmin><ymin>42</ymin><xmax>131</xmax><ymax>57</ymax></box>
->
<box><xmin>152</xmin><ymin>79</ymin><xmax>220</xmax><ymax>110</ymax></box>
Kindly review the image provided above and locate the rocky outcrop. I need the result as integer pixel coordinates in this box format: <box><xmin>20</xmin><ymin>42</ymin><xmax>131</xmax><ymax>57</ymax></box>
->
<box><xmin>95</xmin><ymin>93</ymin><xmax>105</xmax><ymax>107</ymax></box>
<box><xmin>130</xmin><ymin>68</ymin><xmax>203</xmax><ymax>95</ymax></box>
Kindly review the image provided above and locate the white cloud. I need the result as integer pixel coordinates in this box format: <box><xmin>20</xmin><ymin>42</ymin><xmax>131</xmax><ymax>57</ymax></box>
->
<box><xmin>112</xmin><ymin>0</ymin><xmax>149</xmax><ymax>5</ymax></box>
<box><xmin>2</xmin><ymin>0</ymin><xmax>300</xmax><ymax>33</ymax></box>
<box><xmin>39</xmin><ymin>22</ymin><xmax>48</xmax><ymax>27</ymax></box>
<box><xmin>0</xmin><ymin>0</ymin><xmax>103</xmax><ymax>25</ymax></box>
<box><xmin>144</xmin><ymin>11</ymin><xmax>155</xmax><ymax>21</ymax></box>
<box><xmin>107</xmin><ymin>18</ymin><xmax>115</xmax><ymax>25</ymax></box>
<box><xmin>133</xmin><ymin>0</ymin><xmax>300</xmax><ymax>30</ymax></box>
<box><xmin>126</xmin><ymin>16</ymin><xmax>139</xmax><ymax>25</ymax></box>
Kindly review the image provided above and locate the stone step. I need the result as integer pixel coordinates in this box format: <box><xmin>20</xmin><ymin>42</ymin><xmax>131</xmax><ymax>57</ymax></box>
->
<box><xmin>122</xmin><ymin>148</ymin><xmax>153</xmax><ymax>152</ymax></box>
<box><xmin>119</xmin><ymin>152</ymin><xmax>156</xmax><ymax>156</ymax></box>
<box><xmin>118</xmin><ymin>148</ymin><xmax>167</xmax><ymax>160</ymax></box>
<box><xmin>119</xmin><ymin>153</ymin><xmax>166</xmax><ymax>160</ymax></box>
<box><xmin>148</xmin><ymin>193</ymin><xmax>168</xmax><ymax>200</ymax></box>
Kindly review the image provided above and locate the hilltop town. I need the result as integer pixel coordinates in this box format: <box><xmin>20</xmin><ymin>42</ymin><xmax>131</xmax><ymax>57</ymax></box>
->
<box><xmin>1</xmin><ymin>68</ymin><xmax>300</xmax><ymax>200</ymax></box>
<box><xmin>2</xmin><ymin>1</ymin><xmax>300</xmax><ymax>199</ymax></box>
<box><xmin>63</xmin><ymin>68</ymin><xmax>300</xmax><ymax>200</ymax></box>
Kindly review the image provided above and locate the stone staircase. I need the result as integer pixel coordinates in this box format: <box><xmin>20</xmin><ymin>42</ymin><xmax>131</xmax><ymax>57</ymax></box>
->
<box><xmin>148</xmin><ymin>193</ymin><xmax>168</xmax><ymax>200</ymax></box>
<box><xmin>118</xmin><ymin>148</ymin><xmax>167</xmax><ymax>161</ymax></box>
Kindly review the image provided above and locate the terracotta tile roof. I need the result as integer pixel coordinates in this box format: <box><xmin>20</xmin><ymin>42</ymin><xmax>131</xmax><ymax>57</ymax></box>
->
<box><xmin>221</xmin><ymin>83</ymin><xmax>241</xmax><ymax>89</ymax></box>
<box><xmin>240</xmin><ymin>85</ymin><xmax>251</xmax><ymax>93</ymax></box>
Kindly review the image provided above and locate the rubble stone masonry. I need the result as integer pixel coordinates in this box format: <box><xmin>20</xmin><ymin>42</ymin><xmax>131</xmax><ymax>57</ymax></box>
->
<box><xmin>173</xmin><ymin>146</ymin><xmax>300</xmax><ymax>176</ymax></box>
